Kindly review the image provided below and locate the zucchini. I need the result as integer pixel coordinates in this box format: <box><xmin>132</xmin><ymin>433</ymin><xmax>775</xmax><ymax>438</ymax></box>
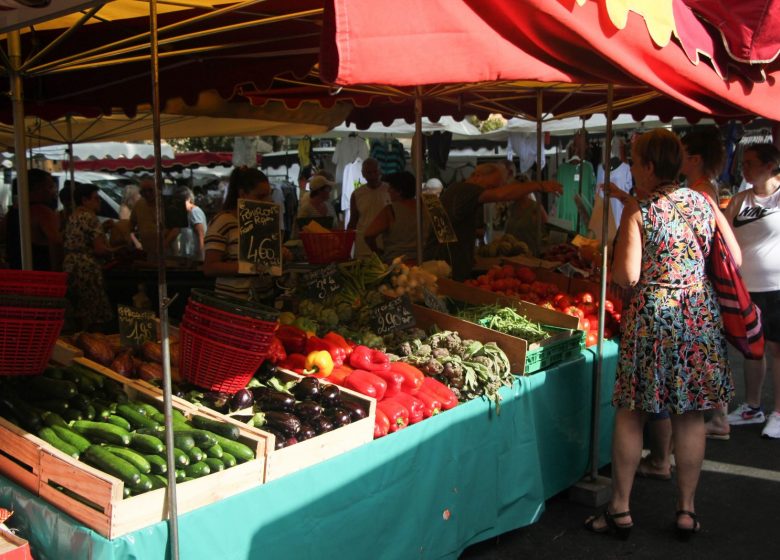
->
<box><xmin>104</xmin><ymin>445</ymin><xmax>151</xmax><ymax>474</ymax></box>
<box><xmin>43</xmin><ymin>366</ymin><xmax>65</xmax><ymax>380</ymax></box>
<box><xmin>220</xmin><ymin>452</ymin><xmax>237</xmax><ymax>468</ymax></box>
<box><xmin>172</xmin><ymin>433</ymin><xmax>195</xmax><ymax>452</ymax></box>
<box><xmin>101</xmin><ymin>382</ymin><xmax>129</xmax><ymax>404</ymax></box>
<box><xmin>83</xmin><ymin>445</ymin><xmax>141</xmax><ymax>486</ymax></box>
<box><xmin>91</xmin><ymin>400</ymin><xmax>114</xmax><ymax>420</ymax></box>
<box><xmin>51</xmin><ymin>424</ymin><xmax>91</xmax><ymax>453</ymax></box>
<box><xmin>172</xmin><ymin>428</ymin><xmax>217</xmax><ymax>448</ymax></box>
<box><xmin>123</xmin><ymin>486</ymin><xmax>132</xmax><ymax>498</ymax></box>
<box><xmin>41</xmin><ymin>411</ymin><xmax>69</xmax><ymax>428</ymax></box>
<box><xmin>204</xmin><ymin>443</ymin><xmax>223</xmax><ymax>459</ymax></box>
<box><xmin>184</xmin><ymin>461</ymin><xmax>211</xmax><ymax>478</ymax></box>
<box><xmin>171</xmin><ymin>409</ymin><xmax>189</xmax><ymax>426</ymax></box>
<box><xmin>62</xmin><ymin>368</ymin><xmax>97</xmax><ymax>395</ymax></box>
<box><xmin>151</xmin><ymin>474</ymin><xmax>168</xmax><ymax>488</ymax></box>
<box><xmin>0</xmin><ymin>394</ymin><xmax>43</xmax><ymax>433</ymax></box>
<box><xmin>71</xmin><ymin>420</ymin><xmax>131</xmax><ymax>446</ymax></box>
<box><xmin>134</xmin><ymin>425</ymin><xmax>165</xmax><ymax>436</ymax></box>
<box><xmin>62</xmin><ymin>408</ymin><xmax>83</xmax><ymax>422</ymax></box>
<box><xmin>204</xmin><ymin>458</ymin><xmax>225</xmax><ymax>473</ymax></box>
<box><xmin>66</xmin><ymin>364</ymin><xmax>105</xmax><ymax>389</ymax></box>
<box><xmin>209</xmin><ymin>434</ymin><xmax>254</xmax><ymax>463</ymax></box>
<box><xmin>130</xmin><ymin>433</ymin><xmax>164</xmax><ymax>455</ymax></box>
<box><xmin>186</xmin><ymin>446</ymin><xmax>205</xmax><ymax>463</ymax></box>
<box><xmin>35</xmin><ymin>399</ymin><xmax>71</xmax><ymax>416</ymax></box>
<box><xmin>38</xmin><ymin>427</ymin><xmax>80</xmax><ymax>458</ymax></box>
<box><xmin>27</xmin><ymin>375</ymin><xmax>78</xmax><ymax>400</ymax></box>
<box><xmin>191</xmin><ymin>415</ymin><xmax>240</xmax><ymax>440</ymax></box>
<box><xmin>129</xmin><ymin>473</ymin><xmax>154</xmax><ymax>493</ymax></box>
<box><xmin>175</xmin><ymin>469</ymin><xmax>187</xmax><ymax>482</ymax></box>
<box><xmin>105</xmin><ymin>414</ymin><xmax>132</xmax><ymax>432</ymax></box>
<box><xmin>162</xmin><ymin>447</ymin><xmax>190</xmax><ymax>468</ymax></box>
<box><xmin>144</xmin><ymin>454</ymin><xmax>168</xmax><ymax>475</ymax></box>
<box><xmin>115</xmin><ymin>404</ymin><xmax>160</xmax><ymax>429</ymax></box>
<box><xmin>132</xmin><ymin>401</ymin><xmax>165</xmax><ymax>424</ymax></box>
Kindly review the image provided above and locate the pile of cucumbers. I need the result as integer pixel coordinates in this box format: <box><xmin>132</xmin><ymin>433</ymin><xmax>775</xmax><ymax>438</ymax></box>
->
<box><xmin>0</xmin><ymin>365</ymin><xmax>255</xmax><ymax>498</ymax></box>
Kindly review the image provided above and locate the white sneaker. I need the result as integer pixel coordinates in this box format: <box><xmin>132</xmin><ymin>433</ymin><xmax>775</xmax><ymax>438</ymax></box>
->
<box><xmin>761</xmin><ymin>412</ymin><xmax>780</xmax><ymax>439</ymax></box>
<box><xmin>726</xmin><ymin>403</ymin><xmax>766</xmax><ymax>425</ymax></box>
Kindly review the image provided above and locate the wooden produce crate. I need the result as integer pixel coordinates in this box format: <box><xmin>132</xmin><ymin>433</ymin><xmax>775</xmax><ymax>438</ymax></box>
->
<box><xmin>0</xmin><ymin>528</ymin><xmax>32</xmax><ymax>560</ymax></box>
<box><xmin>51</xmin><ymin>338</ymin><xmax>83</xmax><ymax>366</ymax></box>
<box><xmin>568</xmin><ymin>276</ymin><xmax>627</xmax><ymax>312</ymax></box>
<box><xmin>195</xmin><ymin>369</ymin><xmax>376</xmax><ymax>482</ymax></box>
<box><xmin>0</xmin><ymin>363</ymin><xmax>268</xmax><ymax>540</ymax></box>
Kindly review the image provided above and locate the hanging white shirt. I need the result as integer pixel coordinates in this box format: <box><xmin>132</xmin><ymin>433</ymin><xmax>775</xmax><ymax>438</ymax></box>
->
<box><xmin>332</xmin><ymin>136</ymin><xmax>369</xmax><ymax>183</ymax></box>
<box><xmin>341</xmin><ymin>158</ymin><xmax>365</xmax><ymax>225</ymax></box>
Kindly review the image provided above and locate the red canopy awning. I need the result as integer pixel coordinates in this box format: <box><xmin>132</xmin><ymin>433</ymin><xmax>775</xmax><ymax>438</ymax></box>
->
<box><xmin>65</xmin><ymin>152</ymin><xmax>253</xmax><ymax>173</ymax></box>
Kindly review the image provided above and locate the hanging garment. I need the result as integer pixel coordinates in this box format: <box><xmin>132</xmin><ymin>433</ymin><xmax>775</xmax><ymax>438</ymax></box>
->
<box><xmin>298</xmin><ymin>136</ymin><xmax>312</xmax><ymax>168</ymax></box>
<box><xmin>425</xmin><ymin>132</ymin><xmax>453</xmax><ymax>171</ymax></box>
<box><xmin>555</xmin><ymin>159</ymin><xmax>596</xmax><ymax>234</ymax></box>
<box><xmin>332</xmin><ymin>135</ymin><xmax>369</xmax><ymax>183</ymax></box>
<box><xmin>507</xmin><ymin>133</ymin><xmax>545</xmax><ymax>174</ymax></box>
<box><xmin>596</xmin><ymin>161</ymin><xmax>633</xmax><ymax>229</ymax></box>
<box><xmin>370</xmin><ymin>138</ymin><xmax>406</xmax><ymax>175</ymax></box>
<box><xmin>341</xmin><ymin>158</ymin><xmax>365</xmax><ymax>226</ymax></box>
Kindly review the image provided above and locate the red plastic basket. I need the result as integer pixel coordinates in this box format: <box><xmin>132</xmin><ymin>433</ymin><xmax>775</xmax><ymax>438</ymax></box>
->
<box><xmin>182</xmin><ymin>314</ymin><xmax>274</xmax><ymax>353</ymax></box>
<box><xmin>0</xmin><ymin>306</ymin><xmax>66</xmax><ymax>321</ymax></box>
<box><xmin>0</xmin><ymin>315</ymin><xmax>65</xmax><ymax>376</ymax></box>
<box><xmin>299</xmin><ymin>230</ymin><xmax>356</xmax><ymax>264</ymax></box>
<box><xmin>186</xmin><ymin>299</ymin><xmax>278</xmax><ymax>332</ymax></box>
<box><xmin>0</xmin><ymin>270</ymin><xmax>68</xmax><ymax>298</ymax></box>
<box><xmin>179</xmin><ymin>325</ymin><xmax>266</xmax><ymax>393</ymax></box>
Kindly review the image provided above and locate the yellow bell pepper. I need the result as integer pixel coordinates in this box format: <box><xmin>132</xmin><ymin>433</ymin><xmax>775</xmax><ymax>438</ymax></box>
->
<box><xmin>278</xmin><ymin>311</ymin><xmax>296</xmax><ymax>325</ymax></box>
<box><xmin>303</xmin><ymin>350</ymin><xmax>334</xmax><ymax>377</ymax></box>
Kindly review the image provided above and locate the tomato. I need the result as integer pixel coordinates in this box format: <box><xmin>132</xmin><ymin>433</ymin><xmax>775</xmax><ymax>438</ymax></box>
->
<box><xmin>579</xmin><ymin>318</ymin><xmax>591</xmax><ymax>332</ymax></box>
<box><xmin>578</xmin><ymin>292</ymin><xmax>595</xmax><ymax>304</ymax></box>
<box><xmin>586</xmin><ymin>331</ymin><xmax>599</xmax><ymax>347</ymax></box>
<box><xmin>612</xmin><ymin>312</ymin><xmax>621</xmax><ymax>323</ymax></box>
<box><xmin>603</xmin><ymin>326</ymin><xmax>614</xmax><ymax>339</ymax></box>
<box><xmin>516</xmin><ymin>267</ymin><xmax>536</xmax><ymax>283</ymax></box>
<box><xmin>557</xmin><ymin>295</ymin><xmax>572</xmax><ymax>310</ymax></box>
<box><xmin>603</xmin><ymin>299</ymin><xmax>615</xmax><ymax>313</ymax></box>
<box><xmin>580</xmin><ymin>302</ymin><xmax>597</xmax><ymax>316</ymax></box>
<box><xmin>552</xmin><ymin>293</ymin><xmax>566</xmax><ymax>306</ymax></box>
<box><xmin>564</xmin><ymin>306</ymin><xmax>585</xmax><ymax>320</ymax></box>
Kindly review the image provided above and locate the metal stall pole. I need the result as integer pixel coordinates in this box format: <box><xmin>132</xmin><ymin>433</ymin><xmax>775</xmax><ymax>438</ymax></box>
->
<box><xmin>9</xmin><ymin>30</ymin><xmax>32</xmax><ymax>270</ymax></box>
<box><xmin>66</xmin><ymin>116</ymin><xmax>77</xmax><ymax>213</ymax></box>
<box><xmin>535</xmin><ymin>90</ymin><xmax>543</xmax><ymax>246</ymax></box>
<box><xmin>591</xmin><ymin>83</ymin><xmax>614</xmax><ymax>480</ymax></box>
<box><xmin>149</xmin><ymin>2</ymin><xmax>180</xmax><ymax>558</ymax></box>
<box><xmin>414</xmin><ymin>87</ymin><xmax>424</xmax><ymax>265</ymax></box>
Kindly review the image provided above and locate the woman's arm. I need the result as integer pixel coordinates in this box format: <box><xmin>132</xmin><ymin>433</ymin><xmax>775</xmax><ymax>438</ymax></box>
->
<box><xmin>194</xmin><ymin>223</ymin><xmax>206</xmax><ymax>257</ymax></box>
<box><xmin>363</xmin><ymin>205</ymin><xmax>393</xmax><ymax>254</ymax></box>
<box><xmin>479</xmin><ymin>180</ymin><xmax>563</xmax><ymax>203</ymax></box>
<box><xmin>203</xmin><ymin>249</ymin><xmax>238</xmax><ymax>277</ymax></box>
<box><xmin>612</xmin><ymin>198</ymin><xmax>643</xmax><ymax>288</ymax></box>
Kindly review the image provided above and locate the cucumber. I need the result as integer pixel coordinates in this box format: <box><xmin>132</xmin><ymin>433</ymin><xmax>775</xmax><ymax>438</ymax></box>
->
<box><xmin>172</xmin><ymin>428</ymin><xmax>217</xmax><ymax>448</ymax></box>
<box><xmin>151</xmin><ymin>474</ymin><xmax>168</xmax><ymax>488</ymax></box>
<box><xmin>51</xmin><ymin>424</ymin><xmax>91</xmax><ymax>453</ymax></box>
<box><xmin>129</xmin><ymin>473</ymin><xmax>154</xmax><ymax>493</ymax></box>
<box><xmin>115</xmin><ymin>404</ymin><xmax>160</xmax><ymax>429</ymax></box>
<box><xmin>41</xmin><ymin>411</ymin><xmax>69</xmax><ymax>428</ymax></box>
<box><xmin>204</xmin><ymin>443</ymin><xmax>223</xmax><ymax>459</ymax></box>
<box><xmin>209</xmin><ymin>435</ymin><xmax>254</xmax><ymax>463</ymax></box>
<box><xmin>204</xmin><ymin>458</ymin><xmax>225</xmax><ymax>473</ymax></box>
<box><xmin>130</xmin><ymin>433</ymin><xmax>164</xmax><ymax>454</ymax></box>
<box><xmin>91</xmin><ymin>400</ymin><xmax>113</xmax><ymax>420</ymax></box>
<box><xmin>71</xmin><ymin>420</ymin><xmax>131</xmax><ymax>446</ymax></box>
<box><xmin>134</xmin><ymin>425</ymin><xmax>165</xmax><ymax>436</ymax></box>
<box><xmin>144</xmin><ymin>454</ymin><xmax>168</xmax><ymax>475</ymax></box>
<box><xmin>66</xmin><ymin>364</ymin><xmax>105</xmax><ymax>389</ymax></box>
<box><xmin>132</xmin><ymin>401</ymin><xmax>165</xmax><ymax>424</ymax></box>
<box><xmin>172</xmin><ymin>433</ymin><xmax>195</xmax><ymax>452</ymax></box>
<box><xmin>38</xmin><ymin>427</ymin><xmax>80</xmax><ymax>458</ymax></box>
<box><xmin>171</xmin><ymin>409</ymin><xmax>189</xmax><ymax>426</ymax></box>
<box><xmin>124</xmin><ymin>402</ymin><xmax>150</xmax><ymax>416</ymax></box>
<box><xmin>105</xmin><ymin>414</ymin><xmax>132</xmax><ymax>431</ymax></box>
<box><xmin>175</xmin><ymin>469</ymin><xmax>187</xmax><ymax>482</ymax></box>
<box><xmin>43</xmin><ymin>366</ymin><xmax>65</xmax><ymax>380</ymax></box>
<box><xmin>62</xmin><ymin>408</ymin><xmax>84</xmax><ymax>423</ymax></box>
<box><xmin>123</xmin><ymin>487</ymin><xmax>132</xmax><ymax>498</ymax></box>
<box><xmin>104</xmin><ymin>445</ymin><xmax>151</xmax><ymax>474</ymax></box>
<box><xmin>184</xmin><ymin>461</ymin><xmax>211</xmax><ymax>478</ymax></box>
<box><xmin>101</xmin><ymin>382</ymin><xmax>129</xmax><ymax>404</ymax></box>
<box><xmin>27</xmin><ymin>375</ymin><xmax>78</xmax><ymax>400</ymax></box>
<box><xmin>36</xmin><ymin>399</ymin><xmax>71</xmax><ymax>416</ymax></box>
<box><xmin>0</xmin><ymin>394</ymin><xmax>43</xmax><ymax>433</ymax></box>
<box><xmin>163</xmin><ymin>447</ymin><xmax>190</xmax><ymax>468</ymax></box>
<box><xmin>220</xmin><ymin>452</ymin><xmax>237</xmax><ymax>468</ymax></box>
<box><xmin>186</xmin><ymin>446</ymin><xmax>205</xmax><ymax>463</ymax></box>
<box><xmin>190</xmin><ymin>415</ymin><xmax>240</xmax><ymax>440</ymax></box>
<box><xmin>62</xmin><ymin>368</ymin><xmax>97</xmax><ymax>395</ymax></box>
<box><xmin>84</xmin><ymin>445</ymin><xmax>141</xmax><ymax>487</ymax></box>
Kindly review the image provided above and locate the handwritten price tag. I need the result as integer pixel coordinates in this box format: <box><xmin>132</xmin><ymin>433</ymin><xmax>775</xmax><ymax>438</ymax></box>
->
<box><xmin>423</xmin><ymin>288</ymin><xmax>448</xmax><ymax>313</ymax></box>
<box><xmin>118</xmin><ymin>305</ymin><xmax>156</xmax><ymax>347</ymax></box>
<box><xmin>304</xmin><ymin>263</ymin><xmax>340</xmax><ymax>300</ymax></box>
<box><xmin>423</xmin><ymin>194</ymin><xmax>457</xmax><ymax>244</ymax></box>
<box><xmin>370</xmin><ymin>295</ymin><xmax>416</xmax><ymax>335</ymax></box>
<box><xmin>238</xmin><ymin>199</ymin><xmax>282</xmax><ymax>276</ymax></box>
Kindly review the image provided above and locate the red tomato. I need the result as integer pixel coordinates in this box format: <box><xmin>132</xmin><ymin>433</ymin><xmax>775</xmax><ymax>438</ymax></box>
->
<box><xmin>557</xmin><ymin>295</ymin><xmax>572</xmax><ymax>310</ymax></box>
<box><xmin>579</xmin><ymin>318</ymin><xmax>591</xmax><ymax>332</ymax></box>
<box><xmin>552</xmin><ymin>293</ymin><xmax>565</xmax><ymax>305</ymax></box>
<box><xmin>579</xmin><ymin>292</ymin><xmax>595</xmax><ymax>304</ymax></box>
<box><xmin>580</xmin><ymin>302</ymin><xmax>597</xmax><ymax>316</ymax></box>
<box><xmin>586</xmin><ymin>331</ymin><xmax>598</xmax><ymax>347</ymax></box>
<box><xmin>603</xmin><ymin>299</ymin><xmax>615</xmax><ymax>313</ymax></box>
<box><xmin>603</xmin><ymin>326</ymin><xmax>614</xmax><ymax>338</ymax></box>
<box><xmin>612</xmin><ymin>312</ymin><xmax>621</xmax><ymax>323</ymax></box>
<box><xmin>564</xmin><ymin>306</ymin><xmax>585</xmax><ymax>320</ymax></box>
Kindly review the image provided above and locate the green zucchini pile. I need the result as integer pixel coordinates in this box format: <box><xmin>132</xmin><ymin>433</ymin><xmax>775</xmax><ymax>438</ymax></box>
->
<box><xmin>0</xmin><ymin>365</ymin><xmax>255</xmax><ymax>498</ymax></box>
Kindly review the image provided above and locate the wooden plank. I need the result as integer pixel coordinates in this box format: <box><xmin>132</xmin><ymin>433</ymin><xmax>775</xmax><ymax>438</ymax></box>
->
<box><xmin>51</xmin><ymin>338</ymin><xmax>83</xmax><ymax>366</ymax></box>
<box><xmin>0</xmin><ymin>417</ymin><xmax>41</xmax><ymax>494</ymax></box>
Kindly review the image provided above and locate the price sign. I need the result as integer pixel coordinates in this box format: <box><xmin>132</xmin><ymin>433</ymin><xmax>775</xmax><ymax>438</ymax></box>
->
<box><xmin>423</xmin><ymin>194</ymin><xmax>457</xmax><ymax>244</ymax></box>
<box><xmin>370</xmin><ymin>295</ymin><xmax>416</xmax><ymax>336</ymax></box>
<box><xmin>304</xmin><ymin>263</ymin><xmax>340</xmax><ymax>300</ymax></box>
<box><xmin>118</xmin><ymin>305</ymin><xmax>156</xmax><ymax>347</ymax></box>
<box><xmin>423</xmin><ymin>288</ymin><xmax>448</xmax><ymax>313</ymax></box>
<box><xmin>238</xmin><ymin>199</ymin><xmax>282</xmax><ymax>276</ymax></box>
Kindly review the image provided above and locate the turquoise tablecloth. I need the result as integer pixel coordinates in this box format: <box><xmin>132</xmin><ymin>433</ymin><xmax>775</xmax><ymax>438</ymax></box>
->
<box><xmin>0</xmin><ymin>342</ymin><xmax>618</xmax><ymax>560</ymax></box>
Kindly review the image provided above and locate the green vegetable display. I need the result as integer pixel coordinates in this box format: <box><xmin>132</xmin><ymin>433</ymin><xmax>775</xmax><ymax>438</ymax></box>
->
<box><xmin>456</xmin><ymin>305</ymin><xmax>550</xmax><ymax>343</ymax></box>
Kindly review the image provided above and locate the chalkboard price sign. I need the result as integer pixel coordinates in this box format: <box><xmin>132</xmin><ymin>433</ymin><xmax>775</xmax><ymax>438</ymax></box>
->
<box><xmin>423</xmin><ymin>288</ymin><xmax>448</xmax><ymax>314</ymax></box>
<box><xmin>118</xmin><ymin>305</ymin><xmax>157</xmax><ymax>347</ymax></box>
<box><xmin>422</xmin><ymin>194</ymin><xmax>457</xmax><ymax>243</ymax></box>
<box><xmin>304</xmin><ymin>263</ymin><xmax>340</xmax><ymax>300</ymax></box>
<box><xmin>371</xmin><ymin>295</ymin><xmax>416</xmax><ymax>335</ymax></box>
<box><xmin>237</xmin><ymin>199</ymin><xmax>282</xmax><ymax>276</ymax></box>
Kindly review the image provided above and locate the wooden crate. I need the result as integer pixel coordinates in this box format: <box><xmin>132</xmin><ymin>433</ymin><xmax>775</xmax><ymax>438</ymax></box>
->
<box><xmin>195</xmin><ymin>369</ymin><xmax>376</xmax><ymax>482</ymax></box>
<box><xmin>51</xmin><ymin>338</ymin><xmax>83</xmax><ymax>366</ymax></box>
<box><xmin>568</xmin><ymin>276</ymin><xmax>627</xmax><ymax>312</ymax></box>
<box><xmin>0</xmin><ymin>363</ymin><xmax>267</xmax><ymax>540</ymax></box>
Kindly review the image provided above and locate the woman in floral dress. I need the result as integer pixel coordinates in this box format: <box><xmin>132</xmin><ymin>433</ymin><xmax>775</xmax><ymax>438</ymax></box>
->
<box><xmin>585</xmin><ymin>129</ymin><xmax>741</xmax><ymax>540</ymax></box>
<box><xmin>64</xmin><ymin>183</ymin><xmax>113</xmax><ymax>330</ymax></box>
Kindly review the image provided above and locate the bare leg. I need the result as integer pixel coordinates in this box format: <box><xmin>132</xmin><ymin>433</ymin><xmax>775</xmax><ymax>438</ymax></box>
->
<box><xmin>669</xmin><ymin>411</ymin><xmax>706</xmax><ymax>529</ymax></box>
<box><xmin>704</xmin><ymin>406</ymin><xmax>729</xmax><ymax>435</ymax></box>
<box><xmin>640</xmin><ymin>416</ymin><xmax>673</xmax><ymax>474</ymax></box>
<box><xmin>743</xmin><ymin>355</ymin><xmax>767</xmax><ymax>408</ymax></box>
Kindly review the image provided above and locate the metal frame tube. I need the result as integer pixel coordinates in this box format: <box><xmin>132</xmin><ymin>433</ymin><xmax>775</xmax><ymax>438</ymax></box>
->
<box><xmin>9</xmin><ymin>30</ymin><xmax>32</xmax><ymax>270</ymax></box>
<box><xmin>414</xmin><ymin>88</ymin><xmax>424</xmax><ymax>265</ymax></box>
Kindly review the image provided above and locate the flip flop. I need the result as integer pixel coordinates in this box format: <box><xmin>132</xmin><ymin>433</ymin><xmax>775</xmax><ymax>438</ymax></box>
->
<box><xmin>635</xmin><ymin>458</ymin><xmax>672</xmax><ymax>480</ymax></box>
<box><xmin>705</xmin><ymin>432</ymin><xmax>730</xmax><ymax>440</ymax></box>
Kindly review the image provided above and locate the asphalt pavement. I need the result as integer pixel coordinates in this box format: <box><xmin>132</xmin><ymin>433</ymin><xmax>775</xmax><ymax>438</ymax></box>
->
<box><xmin>461</xmin><ymin>347</ymin><xmax>780</xmax><ymax>560</ymax></box>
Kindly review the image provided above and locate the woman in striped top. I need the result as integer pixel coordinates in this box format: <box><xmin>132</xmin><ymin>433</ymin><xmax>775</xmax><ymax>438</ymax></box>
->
<box><xmin>204</xmin><ymin>167</ymin><xmax>271</xmax><ymax>300</ymax></box>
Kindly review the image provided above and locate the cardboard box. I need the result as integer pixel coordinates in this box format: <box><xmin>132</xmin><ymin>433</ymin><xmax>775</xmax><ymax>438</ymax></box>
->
<box><xmin>0</xmin><ymin>529</ymin><xmax>32</xmax><ymax>560</ymax></box>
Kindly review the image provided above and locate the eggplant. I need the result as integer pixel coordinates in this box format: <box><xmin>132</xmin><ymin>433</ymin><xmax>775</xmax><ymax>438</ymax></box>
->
<box><xmin>203</xmin><ymin>391</ymin><xmax>230</xmax><ymax>413</ymax></box>
<box><xmin>263</xmin><ymin>411</ymin><xmax>302</xmax><ymax>437</ymax></box>
<box><xmin>318</xmin><ymin>384</ymin><xmax>341</xmax><ymax>407</ymax></box>
<box><xmin>263</xmin><ymin>427</ymin><xmax>287</xmax><ymax>449</ymax></box>
<box><xmin>298</xmin><ymin>424</ymin><xmax>316</xmax><ymax>441</ymax></box>
<box><xmin>311</xmin><ymin>415</ymin><xmax>334</xmax><ymax>435</ymax></box>
<box><xmin>292</xmin><ymin>377</ymin><xmax>320</xmax><ymax>401</ymax></box>
<box><xmin>339</xmin><ymin>400</ymin><xmax>368</xmax><ymax>421</ymax></box>
<box><xmin>326</xmin><ymin>407</ymin><xmax>352</xmax><ymax>428</ymax></box>
<box><xmin>254</xmin><ymin>360</ymin><xmax>278</xmax><ymax>383</ymax></box>
<box><xmin>294</xmin><ymin>400</ymin><xmax>324</xmax><ymax>421</ymax></box>
<box><xmin>259</xmin><ymin>391</ymin><xmax>296</xmax><ymax>412</ymax></box>
<box><xmin>285</xmin><ymin>437</ymin><xmax>298</xmax><ymax>447</ymax></box>
<box><xmin>229</xmin><ymin>388</ymin><xmax>254</xmax><ymax>412</ymax></box>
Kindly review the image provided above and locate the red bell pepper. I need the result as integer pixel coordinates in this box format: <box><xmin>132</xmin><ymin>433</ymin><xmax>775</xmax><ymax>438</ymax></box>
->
<box><xmin>305</xmin><ymin>336</ymin><xmax>345</xmax><ymax>366</ymax></box>
<box><xmin>370</xmin><ymin>368</ymin><xmax>404</xmax><ymax>399</ymax></box>
<box><xmin>387</xmin><ymin>393</ymin><xmax>424</xmax><ymax>424</ymax></box>
<box><xmin>343</xmin><ymin>369</ymin><xmax>387</xmax><ymax>400</ymax></box>
<box><xmin>349</xmin><ymin>345</ymin><xmax>390</xmax><ymax>372</ymax></box>
<box><xmin>374</xmin><ymin>408</ymin><xmax>390</xmax><ymax>438</ymax></box>
<box><xmin>327</xmin><ymin>364</ymin><xmax>353</xmax><ymax>386</ymax></box>
<box><xmin>407</xmin><ymin>388</ymin><xmax>440</xmax><ymax>418</ymax></box>
<box><xmin>420</xmin><ymin>377</ymin><xmax>459</xmax><ymax>410</ymax></box>
<box><xmin>266</xmin><ymin>336</ymin><xmax>286</xmax><ymax>364</ymax></box>
<box><xmin>276</xmin><ymin>325</ymin><xmax>308</xmax><ymax>355</ymax></box>
<box><xmin>377</xmin><ymin>399</ymin><xmax>409</xmax><ymax>432</ymax></box>
<box><xmin>324</xmin><ymin>332</ymin><xmax>354</xmax><ymax>357</ymax></box>
<box><xmin>388</xmin><ymin>362</ymin><xmax>424</xmax><ymax>395</ymax></box>
<box><xmin>278</xmin><ymin>353</ymin><xmax>307</xmax><ymax>374</ymax></box>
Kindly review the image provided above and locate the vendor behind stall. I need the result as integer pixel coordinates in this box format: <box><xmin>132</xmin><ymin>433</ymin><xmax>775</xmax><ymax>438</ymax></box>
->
<box><xmin>364</xmin><ymin>171</ymin><xmax>418</xmax><ymax>263</ymax></box>
<box><xmin>130</xmin><ymin>176</ymin><xmax>179</xmax><ymax>260</ymax></box>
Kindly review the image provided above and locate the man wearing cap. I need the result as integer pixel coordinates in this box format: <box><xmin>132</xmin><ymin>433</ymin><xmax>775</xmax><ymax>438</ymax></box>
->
<box><xmin>347</xmin><ymin>158</ymin><xmax>391</xmax><ymax>258</ymax></box>
<box><xmin>298</xmin><ymin>175</ymin><xmax>337</xmax><ymax>222</ymax></box>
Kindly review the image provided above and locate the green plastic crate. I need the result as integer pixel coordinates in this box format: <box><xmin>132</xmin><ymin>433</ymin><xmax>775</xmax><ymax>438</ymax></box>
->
<box><xmin>524</xmin><ymin>330</ymin><xmax>585</xmax><ymax>374</ymax></box>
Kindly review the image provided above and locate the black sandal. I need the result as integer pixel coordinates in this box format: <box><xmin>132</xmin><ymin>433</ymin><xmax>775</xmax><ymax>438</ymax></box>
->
<box><xmin>675</xmin><ymin>510</ymin><xmax>701</xmax><ymax>542</ymax></box>
<box><xmin>584</xmin><ymin>509</ymin><xmax>633</xmax><ymax>541</ymax></box>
